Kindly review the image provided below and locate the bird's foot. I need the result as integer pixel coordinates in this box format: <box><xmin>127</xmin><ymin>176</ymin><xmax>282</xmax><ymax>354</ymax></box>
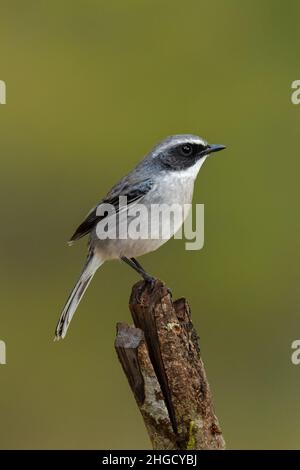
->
<box><xmin>167</xmin><ymin>287</ymin><xmax>173</xmax><ymax>297</ymax></box>
<box><xmin>142</xmin><ymin>274</ymin><xmax>156</xmax><ymax>290</ymax></box>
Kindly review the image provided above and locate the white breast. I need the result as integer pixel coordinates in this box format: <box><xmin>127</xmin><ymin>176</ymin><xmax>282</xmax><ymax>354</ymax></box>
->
<box><xmin>157</xmin><ymin>156</ymin><xmax>207</xmax><ymax>205</ymax></box>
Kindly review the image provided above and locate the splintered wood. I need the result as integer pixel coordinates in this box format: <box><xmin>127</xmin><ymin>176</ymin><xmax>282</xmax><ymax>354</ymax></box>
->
<box><xmin>115</xmin><ymin>280</ymin><xmax>225</xmax><ymax>450</ymax></box>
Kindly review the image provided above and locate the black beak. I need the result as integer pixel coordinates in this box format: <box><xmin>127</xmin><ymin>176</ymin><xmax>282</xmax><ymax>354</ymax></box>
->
<box><xmin>204</xmin><ymin>144</ymin><xmax>226</xmax><ymax>156</ymax></box>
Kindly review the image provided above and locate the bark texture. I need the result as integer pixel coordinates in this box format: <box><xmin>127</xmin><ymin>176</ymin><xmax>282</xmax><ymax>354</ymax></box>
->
<box><xmin>115</xmin><ymin>279</ymin><xmax>225</xmax><ymax>450</ymax></box>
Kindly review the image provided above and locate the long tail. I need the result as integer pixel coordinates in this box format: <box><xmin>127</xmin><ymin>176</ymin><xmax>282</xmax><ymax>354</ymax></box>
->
<box><xmin>55</xmin><ymin>250</ymin><xmax>103</xmax><ymax>340</ymax></box>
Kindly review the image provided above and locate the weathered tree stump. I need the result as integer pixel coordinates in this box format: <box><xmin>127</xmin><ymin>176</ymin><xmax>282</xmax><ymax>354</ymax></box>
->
<box><xmin>115</xmin><ymin>279</ymin><xmax>225</xmax><ymax>450</ymax></box>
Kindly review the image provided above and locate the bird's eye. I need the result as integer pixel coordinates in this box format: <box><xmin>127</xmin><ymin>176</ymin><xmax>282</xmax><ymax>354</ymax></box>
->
<box><xmin>180</xmin><ymin>144</ymin><xmax>193</xmax><ymax>157</ymax></box>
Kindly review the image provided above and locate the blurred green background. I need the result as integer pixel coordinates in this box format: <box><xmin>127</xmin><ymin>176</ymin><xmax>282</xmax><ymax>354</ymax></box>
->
<box><xmin>0</xmin><ymin>0</ymin><xmax>299</xmax><ymax>450</ymax></box>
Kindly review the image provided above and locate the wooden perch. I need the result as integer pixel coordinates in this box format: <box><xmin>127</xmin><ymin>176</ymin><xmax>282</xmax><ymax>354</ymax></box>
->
<box><xmin>115</xmin><ymin>280</ymin><xmax>225</xmax><ymax>450</ymax></box>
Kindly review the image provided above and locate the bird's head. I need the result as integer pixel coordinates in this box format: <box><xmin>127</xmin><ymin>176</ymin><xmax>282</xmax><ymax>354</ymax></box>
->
<box><xmin>150</xmin><ymin>134</ymin><xmax>226</xmax><ymax>172</ymax></box>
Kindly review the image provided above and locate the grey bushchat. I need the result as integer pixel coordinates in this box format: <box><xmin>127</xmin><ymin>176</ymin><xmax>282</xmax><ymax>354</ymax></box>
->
<box><xmin>55</xmin><ymin>134</ymin><xmax>225</xmax><ymax>339</ymax></box>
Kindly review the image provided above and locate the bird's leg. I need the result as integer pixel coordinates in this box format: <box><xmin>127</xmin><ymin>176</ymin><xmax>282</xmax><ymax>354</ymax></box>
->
<box><xmin>132</xmin><ymin>258</ymin><xmax>172</xmax><ymax>297</ymax></box>
<box><xmin>131</xmin><ymin>257</ymin><xmax>150</xmax><ymax>274</ymax></box>
<box><xmin>121</xmin><ymin>256</ymin><xmax>156</xmax><ymax>287</ymax></box>
<box><xmin>121</xmin><ymin>257</ymin><xmax>173</xmax><ymax>296</ymax></box>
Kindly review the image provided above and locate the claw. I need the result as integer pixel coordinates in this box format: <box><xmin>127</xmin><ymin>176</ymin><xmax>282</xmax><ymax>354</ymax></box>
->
<box><xmin>143</xmin><ymin>275</ymin><xmax>156</xmax><ymax>290</ymax></box>
<box><xmin>167</xmin><ymin>287</ymin><xmax>172</xmax><ymax>297</ymax></box>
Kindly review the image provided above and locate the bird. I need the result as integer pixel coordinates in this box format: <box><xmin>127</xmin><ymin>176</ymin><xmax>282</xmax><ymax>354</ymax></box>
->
<box><xmin>55</xmin><ymin>134</ymin><xmax>225</xmax><ymax>339</ymax></box>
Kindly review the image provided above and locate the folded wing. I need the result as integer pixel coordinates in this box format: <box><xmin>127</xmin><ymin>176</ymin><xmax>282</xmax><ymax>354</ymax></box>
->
<box><xmin>69</xmin><ymin>179</ymin><xmax>154</xmax><ymax>243</ymax></box>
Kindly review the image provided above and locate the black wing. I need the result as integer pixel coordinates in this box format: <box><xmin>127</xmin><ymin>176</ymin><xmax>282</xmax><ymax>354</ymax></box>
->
<box><xmin>69</xmin><ymin>179</ymin><xmax>154</xmax><ymax>243</ymax></box>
